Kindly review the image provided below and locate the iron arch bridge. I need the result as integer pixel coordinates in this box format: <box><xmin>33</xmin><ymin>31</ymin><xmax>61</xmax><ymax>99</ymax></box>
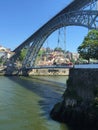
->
<box><xmin>12</xmin><ymin>0</ymin><xmax>98</xmax><ymax>68</ymax></box>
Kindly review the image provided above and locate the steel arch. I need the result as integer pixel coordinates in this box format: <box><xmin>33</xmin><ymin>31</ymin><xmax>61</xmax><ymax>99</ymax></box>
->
<box><xmin>23</xmin><ymin>10</ymin><xmax>98</xmax><ymax>68</ymax></box>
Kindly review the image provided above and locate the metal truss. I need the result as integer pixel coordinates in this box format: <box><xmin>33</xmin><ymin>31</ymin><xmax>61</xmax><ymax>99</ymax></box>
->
<box><xmin>23</xmin><ymin>9</ymin><xmax>98</xmax><ymax>68</ymax></box>
<box><xmin>11</xmin><ymin>0</ymin><xmax>98</xmax><ymax>68</ymax></box>
<box><xmin>82</xmin><ymin>0</ymin><xmax>98</xmax><ymax>10</ymax></box>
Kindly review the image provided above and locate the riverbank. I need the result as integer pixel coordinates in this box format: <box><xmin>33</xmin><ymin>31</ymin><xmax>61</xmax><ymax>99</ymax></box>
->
<box><xmin>28</xmin><ymin>68</ymin><xmax>69</xmax><ymax>76</ymax></box>
<box><xmin>1</xmin><ymin>67</ymin><xmax>70</xmax><ymax>76</ymax></box>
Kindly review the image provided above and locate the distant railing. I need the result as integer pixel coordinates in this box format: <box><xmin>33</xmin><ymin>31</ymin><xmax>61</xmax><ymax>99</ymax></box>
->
<box><xmin>74</xmin><ymin>64</ymin><xmax>98</xmax><ymax>68</ymax></box>
<box><xmin>25</xmin><ymin>64</ymin><xmax>73</xmax><ymax>69</ymax></box>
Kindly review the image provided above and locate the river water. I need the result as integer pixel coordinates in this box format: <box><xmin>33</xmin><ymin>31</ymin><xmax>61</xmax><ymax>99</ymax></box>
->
<box><xmin>0</xmin><ymin>76</ymin><xmax>70</xmax><ymax>130</ymax></box>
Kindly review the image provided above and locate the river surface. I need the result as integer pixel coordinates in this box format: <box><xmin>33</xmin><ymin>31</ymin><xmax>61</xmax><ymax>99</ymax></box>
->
<box><xmin>0</xmin><ymin>76</ymin><xmax>71</xmax><ymax>130</ymax></box>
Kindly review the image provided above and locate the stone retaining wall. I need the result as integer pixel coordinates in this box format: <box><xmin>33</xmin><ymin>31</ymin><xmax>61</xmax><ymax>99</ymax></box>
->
<box><xmin>67</xmin><ymin>68</ymin><xmax>98</xmax><ymax>101</ymax></box>
<box><xmin>50</xmin><ymin>68</ymin><xmax>98</xmax><ymax>129</ymax></box>
<box><xmin>28</xmin><ymin>68</ymin><xmax>69</xmax><ymax>75</ymax></box>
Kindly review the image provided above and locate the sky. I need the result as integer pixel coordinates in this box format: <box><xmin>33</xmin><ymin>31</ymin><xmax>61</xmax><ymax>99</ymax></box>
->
<box><xmin>0</xmin><ymin>0</ymin><xmax>88</xmax><ymax>52</ymax></box>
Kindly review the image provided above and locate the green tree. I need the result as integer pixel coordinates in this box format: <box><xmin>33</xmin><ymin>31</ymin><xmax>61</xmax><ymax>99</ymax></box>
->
<box><xmin>38</xmin><ymin>49</ymin><xmax>46</xmax><ymax>57</ymax></box>
<box><xmin>77</xmin><ymin>30</ymin><xmax>98</xmax><ymax>63</ymax></box>
<box><xmin>46</xmin><ymin>47</ymin><xmax>51</xmax><ymax>53</ymax></box>
<box><xmin>19</xmin><ymin>48</ymin><xmax>27</xmax><ymax>61</ymax></box>
<box><xmin>0</xmin><ymin>57</ymin><xmax>3</xmax><ymax>65</ymax></box>
<box><xmin>54</xmin><ymin>47</ymin><xmax>63</xmax><ymax>52</ymax></box>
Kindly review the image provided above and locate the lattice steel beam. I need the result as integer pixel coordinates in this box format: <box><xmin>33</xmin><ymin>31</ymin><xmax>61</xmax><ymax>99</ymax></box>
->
<box><xmin>10</xmin><ymin>0</ymin><xmax>98</xmax><ymax>68</ymax></box>
<box><xmin>23</xmin><ymin>10</ymin><xmax>98</xmax><ymax>68</ymax></box>
<box><xmin>14</xmin><ymin>0</ymin><xmax>97</xmax><ymax>53</ymax></box>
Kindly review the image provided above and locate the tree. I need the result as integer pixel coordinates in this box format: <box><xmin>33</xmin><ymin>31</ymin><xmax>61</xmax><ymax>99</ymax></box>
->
<box><xmin>54</xmin><ymin>47</ymin><xmax>63</xmax><ymax>52</ymax></box>
<box><xmin>46</xmin><ymin>47</ymin><xmax>52</xmax><ymax>53</ymax></box>
<box><xmin>77</xmin><ymin>30</ymin><xmax>98</xmax><ymax>63</ymax></box>
<box><xmin>0</xmin><ymin>58</ymin><xmax>3</xmax><ymax>64</ymax></box>
<box><xmin>38</xmin><ymin>49</ymin><xmax>46</xmax><ymax>57</ymax></box>
<box><xmin>19</xmin><ymin>48</ymin><xmax>27</xmax><ymax>62</ymax></box>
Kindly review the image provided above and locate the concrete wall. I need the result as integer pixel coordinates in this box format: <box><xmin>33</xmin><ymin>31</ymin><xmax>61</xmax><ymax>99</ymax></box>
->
<box><xmin>66</xmin><ymin>68</ymin><xmax>98</xmax><ymax>101</ymax></box>
<box><xmin>29</xmin><ymin>68</ymin><xmax>69</xmax><ymax>75</ymax></box>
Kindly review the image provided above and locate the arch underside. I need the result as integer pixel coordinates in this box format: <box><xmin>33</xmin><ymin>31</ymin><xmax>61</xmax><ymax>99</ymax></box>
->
<box><xmin>23</xmin><ymin>10</ymin><xmax>98</xmax><ymax>68</ymax></box>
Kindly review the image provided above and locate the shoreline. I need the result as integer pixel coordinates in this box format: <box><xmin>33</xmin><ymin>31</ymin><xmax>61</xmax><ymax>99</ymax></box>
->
<box><xmin>0</xmin><ymin>68</ymin><xmax>70</xmax><ymax>76</ymax></box>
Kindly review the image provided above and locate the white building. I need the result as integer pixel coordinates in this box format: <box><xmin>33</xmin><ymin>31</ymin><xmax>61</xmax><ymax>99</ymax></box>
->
<box><xmin>72</xmin><ymin>53</ymin><xmax>79</xmax><ymax>61</ymax></box>
<box><xmin>0</xmin><ymin>45</ymin><xmax>13</xmax><ymax>59</ymax></box>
